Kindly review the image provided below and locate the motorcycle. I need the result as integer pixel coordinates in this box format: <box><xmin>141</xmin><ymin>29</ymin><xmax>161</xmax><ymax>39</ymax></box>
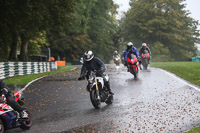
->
<box><xmin>0</xmin><ymin>91</ymin><xmax>32</xmax><ymax>132</ymax></box>
<box><xmin>141</xmin><ymin>50</ymin><xmax>150</xmax><ymax>70</ymax></box>
<box><xmin>113</xmin><ymin>55</ymin><xmax>120</xmax><ymax>66</ymax></box>
<box><xmin>85</xmin><ymin>71</ymin><xmax>113</xmax><ymax>109</ymax></box>
<box><xmin>127</xmin><ymin>54</ymin><xmax>139</xmax><ymax>78</ymax></box>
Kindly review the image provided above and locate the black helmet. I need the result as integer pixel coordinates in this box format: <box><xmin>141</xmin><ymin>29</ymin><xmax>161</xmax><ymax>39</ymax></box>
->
<box><xmin>84</xmin><ymin>51</ymin><xmax>94</xmax><ymax>61</ymax></box>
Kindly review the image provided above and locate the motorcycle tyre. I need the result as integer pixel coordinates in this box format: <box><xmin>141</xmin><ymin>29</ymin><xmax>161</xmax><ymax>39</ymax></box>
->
<box><xmin>0</xmin><ymin>119</ymin><xmax>4</xmax><ymax>133</ymax></box>
<box><xmin>142</xmin><ymin>60</ymin><xmax>148</xmax><ymax>70</ymax></box>
<box><xmin>105</xmin><ymin>95</ymin><xmax>113</xmax><ymax>105</ymax></box>
<box><xmin>20</xmin><ymin>110</ymin><xmax>32</xmax><ymax>130</ymax></box>
<box><xmin>90</xmin><ymin>90</ymin><xmax>101</xmax><ymax>109</ymax></box>
<box><xmin>131</xmin><ymin>67</ymin><xmax>138</xmax><ymax>79</ymax></box>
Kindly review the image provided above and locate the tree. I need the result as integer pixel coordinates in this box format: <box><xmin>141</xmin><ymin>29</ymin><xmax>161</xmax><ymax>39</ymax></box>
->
<box><xmin>121</xmin><ymin>0</ymin><xmax>200</xmax><ymax>61</ymax></box>
<box><xmin>0</xmin><ymin>0</ymin><xmax>76</xmax><ymax>61</ymax></box>
<box><xmin>88</xmin><ymin>0</ymin><xmax>119</xmax><ymax>62</ymax></box>
<box><xmin>47</xmin><ymin>0</ymin><xmax>120</xmax><ymax>63</ymax></box>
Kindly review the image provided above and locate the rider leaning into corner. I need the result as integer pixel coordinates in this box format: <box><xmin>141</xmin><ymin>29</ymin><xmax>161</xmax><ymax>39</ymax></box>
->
<box><xmin>78</xmin><ymin>51</ymin><xmax>114</xmax><ymax>95</ymax></box>
<box><xmin>0</xmin><ymin>79</ymin><xmax>28</xmax><ymax>119</ymax></box>
<box><xmin>139</xmin><ymin>43</ymin><xmax>151</xmax><ymax>64</ymax></box>
<box><xmin>124</xmin><ymin>42</ymin><xmax>141</xmax><ymax>70</ymax></box>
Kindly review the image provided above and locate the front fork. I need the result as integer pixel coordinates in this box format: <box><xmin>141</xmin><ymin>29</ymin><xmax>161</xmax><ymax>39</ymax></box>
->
<box><xmin>94</xmin><ymin>76</ymin><xmax>100</xmax><ymax>100</ymax></box>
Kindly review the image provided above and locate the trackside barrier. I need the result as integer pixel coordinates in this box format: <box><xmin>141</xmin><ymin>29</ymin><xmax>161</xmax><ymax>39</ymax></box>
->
<box><xmin>0</xmin><ymin>62</ymin><xmax>57</xmax><ymax>79</ymax></box>
<box><xmin>56</xmin><ymin>61</ymin><xmax>66</xmax><ymax>66</ymax></box>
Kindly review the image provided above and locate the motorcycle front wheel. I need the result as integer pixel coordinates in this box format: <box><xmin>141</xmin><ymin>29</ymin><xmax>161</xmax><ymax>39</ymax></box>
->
<box><xmin>131</xmin><ymin>66</ymin><xmax>138</xmax><ymax>79</ymax></box>
<box><xmin>0</xmin><ymin>119</ymin><xmax>4</xmax><ymax>133</ymax></box>
<box><xmin>142</xmin><ymin>60</ymin><xmax>148</xmax><ymax>70</ymax></box>
<box><xmin>90</xmin><ymin>90</ymin><xmax>101</xmax><ymax>109</ymax></box>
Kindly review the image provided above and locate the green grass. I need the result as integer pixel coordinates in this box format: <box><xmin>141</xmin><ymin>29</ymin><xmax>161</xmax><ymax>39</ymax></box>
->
<box><xmin>4</xmin><ymin>66</ymin><xmax>75</xmax><ymax>85</ymax></box>
<box><xmin>150</xmin><ymin>62</ymin><xmax>200</xmax><ymax>86</ymax></box>
<box><xmin>151</xmin><ymin>62</ymin><xmax>200</xmax><ymax>132</ymax></box>
<box><xmin>186</xmin><ymin>126</ymin><xmax>200</xmax><ymax>133</ymax></box>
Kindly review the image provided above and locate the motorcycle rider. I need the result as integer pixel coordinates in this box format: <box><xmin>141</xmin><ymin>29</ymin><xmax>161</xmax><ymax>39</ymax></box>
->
<box><xmin>124</xmin><ymin>42</ymin><xmax>140</xmax><ymax>70</ymax></box>
<box><xmin>78</xmin><ymin>51</ymin><xmax>114</xmax><ymax>95</ymax></box>
<box><xmin>113</xmin><ymin>51</ymin><xmax>120</xmax><ymax>65</ymax></box>
<box><xmin>139</xmin><ymin>43</ymin><xmax>151</xmax><ymax>64</ymax></box>
<box><xmin>0</xmin><ymin>79</ymin><xmax>28</xmax><ymax>119</ymax></box>
<box><xmin>113</xmin><ymin>51</ymin><xmax>120</xmax><ymax>59</ymax></box>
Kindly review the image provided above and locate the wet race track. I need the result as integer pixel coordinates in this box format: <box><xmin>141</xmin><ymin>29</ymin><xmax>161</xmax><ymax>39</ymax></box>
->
<box><xmin>7</xmin><ymin>64</ymin><xmax>200</xmax><ymax>133</ymax></box>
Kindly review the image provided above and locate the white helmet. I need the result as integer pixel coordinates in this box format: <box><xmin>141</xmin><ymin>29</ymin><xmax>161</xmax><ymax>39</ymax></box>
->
<box><xmin>142</xmin><ymin>43</ymin><xmax>147</xmax><ymax>47</ymax></box>
<box><xmin>127</xmin><ymin>42</ymin><xmax>133</xmax><ymax>49</ymax></box>
<box><xmin>84</xmin><ymin>51</ymin><xmax>94</xmax><ymax>61</ymax></box>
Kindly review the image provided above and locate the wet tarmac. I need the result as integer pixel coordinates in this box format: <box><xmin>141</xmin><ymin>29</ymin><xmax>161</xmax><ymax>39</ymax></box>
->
<box><xmin>6</xmin><ymin>64</ymin><xmax>200</xmax><ymax>133</ymax></box>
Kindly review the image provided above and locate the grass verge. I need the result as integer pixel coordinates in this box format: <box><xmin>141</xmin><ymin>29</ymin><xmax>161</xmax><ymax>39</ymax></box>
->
<box><xmin>186</xmin><ymin>126</ymin><xmax>200</xmax><ymax>133</ymax></box>
<box><xmin>150</xmin><ymin>62</ymin><xmax>200</xmax><ymax>86</ymax></box>
<box><xmin>4</xmin><ymin>66</ymin><xmax>75</xmax><ymax>85</ymax></box>
<box><xmin>151</xmin><ymin>62</ymin><xmax>200</xmax><ymax>132</ymax></box>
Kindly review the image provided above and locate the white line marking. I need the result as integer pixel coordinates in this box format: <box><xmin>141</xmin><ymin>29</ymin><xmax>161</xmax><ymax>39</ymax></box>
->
<box><xmin>159</xmin><ymin>69</ymin><xmax>200</xmax><ymax>92</ymax></box>
<box><xmin>20</xmin><ymin>76</ymin><xmax>47</xmax><ymax>92</ymax></box>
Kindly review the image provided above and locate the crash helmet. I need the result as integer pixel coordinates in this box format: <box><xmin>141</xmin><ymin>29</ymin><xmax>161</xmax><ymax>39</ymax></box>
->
<box><xmin>127</xmin><ymin>42</ymin><xmax>133</xmax><ymax>50</ymax></box>
<box><xmin>114</xmin><ymin>51</ymin><xmax>118</xmax><ymax>55</ymax></box>
<box><xmin>84</xmin><ymin>51</ymin><xmax>94</xmax><ymax>61</ymax></box>
<box><xmin>142</xmin><ymin>43</ymin><xmax>147</xmax><ymax>48</ymax></box>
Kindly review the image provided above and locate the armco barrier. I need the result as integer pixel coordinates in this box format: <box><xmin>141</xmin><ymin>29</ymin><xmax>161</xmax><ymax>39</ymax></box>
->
<box><xmin>0</xmin><ymin>62</ymin><xmax>57</xmax><ymax>79</ymax></box>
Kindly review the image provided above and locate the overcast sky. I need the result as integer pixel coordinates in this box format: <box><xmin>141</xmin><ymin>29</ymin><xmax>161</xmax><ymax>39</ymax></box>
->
<box><xmin>113</xmin><ymin>0</ymin><xmax>200</xmax><ymax>24</ymax></box>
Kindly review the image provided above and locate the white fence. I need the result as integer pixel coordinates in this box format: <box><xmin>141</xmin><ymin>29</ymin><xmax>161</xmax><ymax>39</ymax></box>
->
<box><xmin>0</xmin><ymin>62</ymin><xmax>57</xmax><ymax>79</ymax></box>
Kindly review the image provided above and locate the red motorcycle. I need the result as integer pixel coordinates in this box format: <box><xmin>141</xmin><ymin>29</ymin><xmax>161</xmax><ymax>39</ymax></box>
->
<box><xmin>127</xmin><ymin>54</ymin><xmax>139</xmax><ymax>78</ymax></box>
<box><xmin>141</xmin><ymin>50</ymin><xmax>150</xmax><ymax>70</ymax></box>
<box><xmin>0</xmin><ymin>91</ymin><xmax>32</xmax><ymax>132</ymax></box>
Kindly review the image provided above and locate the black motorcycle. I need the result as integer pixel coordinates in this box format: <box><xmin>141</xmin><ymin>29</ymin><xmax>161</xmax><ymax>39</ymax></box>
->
<box><xmin>83</xmin><ymin>71</ymin><xmax>113</xmax><ymax>109</ymax></box>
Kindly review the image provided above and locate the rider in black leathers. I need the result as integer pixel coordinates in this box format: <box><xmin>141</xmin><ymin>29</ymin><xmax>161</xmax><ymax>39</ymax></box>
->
<box><xmin>78</xmin><ymin>51</ymin><xmax>114</xmax><ymax>95</ymax></box>
<box><xmin>0</xmin><ymin>79</ymin><xmax>28</xmax><ymax>119</ymax></box>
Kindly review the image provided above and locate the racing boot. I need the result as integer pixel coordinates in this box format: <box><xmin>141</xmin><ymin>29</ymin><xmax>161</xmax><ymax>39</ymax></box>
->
<box><xmin>105</xmin><ymin>81</ymin><xmax>114</xmax><ymax>95</ymax></box>
<box><xmin>19</xmin><ymin>110</ymin><xmax>28</xmax><ymax>119</ymax></box>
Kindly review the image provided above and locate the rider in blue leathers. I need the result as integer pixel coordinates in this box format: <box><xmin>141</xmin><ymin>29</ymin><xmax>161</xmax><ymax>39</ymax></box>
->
<box><xmin>124</xmin><ymin>42</ymin><xmax>139</xmax><ymax>63</ymax></box>
<box><xmin>124</xmin><ymin>42</ymin><xmax>141</xmax><ymax>70</ymax></box>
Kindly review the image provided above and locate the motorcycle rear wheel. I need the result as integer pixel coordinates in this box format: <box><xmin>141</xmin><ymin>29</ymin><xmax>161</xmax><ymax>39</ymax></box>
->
<box><xmin>0</xmin><ymin>119</ymin><xmax>4</xmax><ymax>133</ymax></box>
<box><xmin>20</xmin><ymin>110</ymin><xmax>32</xmax><ymax>130</ymax></box>
<box><xmin>90</xmin><ymin>90</ymin><xmax>101</xmax><ymax>109</ymax></box>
